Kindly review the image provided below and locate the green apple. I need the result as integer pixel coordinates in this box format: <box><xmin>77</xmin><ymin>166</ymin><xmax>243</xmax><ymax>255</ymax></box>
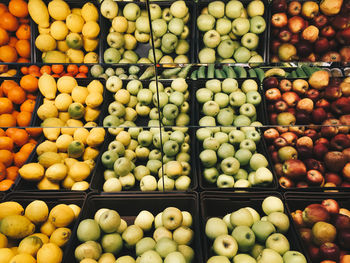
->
<box><xmin>234</xmin><ymin>115</ymin><xmax>251</xmax><ymax>127</ymax></box>
<box><xmin>122</xmin><ymin>225</ymin><xmax>143</xmax><ymax>247</ymax></box>
<box><xmin>235</xmin><ymin>148</ymin><xmax>252</xmax><ymax>166</ymax></box>
<box><xmin>266</xmin><ymin>233</ymin><xmax>290</xmax><ymax>255</ymax></box>
<box><xmin>173</xmin><ymin>226</ymin><xmax>193</xmax><ymax>245</ymax></box>
<box><xmin>222</xmin><ymin>78</ymin><xmax>238</xmax><ymax>93</ymax></box>
<box><xmin>262</xmin><ymin>196</ymin><xmax>284</xmax><ymax>215</ymax></box>
<box><xmin>168</xmin><ymin>18</ymin><xmax>184</xmax><ymax>36</ymax></box>
<box><xmin>221</xmin><ymin>157</ymin><xmax>240</xmax><ymax>175</ymax></box>
<box><xmin>245</xmin><ymin>207</ymin><xmax>261</xmax><ymax>223</ymax></box>
<box><xmin>232</xmin><ymin>18</ymin><xmax>250</xmax><ymax>36</ymax></box>
<box><xmin>230</xmin><ymin>208</ymin><xmax>254</xmax><ymax>227</ymax></box>
<box><xmin>203</xmin><ymin>137</ymin><xmax>220</xmax><ymax>151</ymax></box>
<box><xmin>245</xmin><ymin>130</ymin><xmax>260</xmax><ymax>142</ymax></box>
<box><xmin>234</xmin><ymin>169</ymin><xmax>248</xmax><ymax>180</ymax></box>
<box><xmin>135</xmin><ymin>210</ymin><xmax>154</xmax><ymax>231</ymax></box>
<box><xmin>162</xmin><ymin>207</ymin><xmax>183</xmax><ymax>230</ymax></box>
<box><xmin>249</xmin><ymin>153</ymin><xmax>268</xmax><ymax>170</ymax></box>
<box><xmin>208</xmin><ymin>1</ymin><xmax>225</xmax><ymax>18</ymax></box>
<box><xmin>217</xmin><ymin>39</ymin><xmax>236</xmax><ymax>58</ymax></box>
<box><xmin>149</xmin><ymin>3</ymin><xmax>162</xmax><ymax>20</ymax></box>
<box><xmin>207</xmin><ymin>256</ymin><xmax>230</xmax><ymax>263</ymax></box>
<box><xmin>197</xmin><ymin>14</ymin><xmax>215</xmax><ymax>31</ymax></box>
<box><xmin>267</xmin><ymin>212</ymin><xmax>289</xmax><ymax>233</ymax></box>
<box><xmin>203</xmin><ymin>30</ymin><xmax>221</xmax><ymax>48</ymax></box>
<box><xmin>217</xmin><ymin>108</ymin><xmax>235</xmax><ymax>126</ymax></box>
<box><xmin>199</xmin><ymin>48</ymin><xmax>216</xmax><ymax>63</ymax></box>
<box><xmin>204</xmin><ymin>167</ymin><xmax>219</xmax><ymax>183</ymax></box>
<box><xmin>229</xmin><ymin>130</ymin><xmax>245</xmax><ymax>144</ymax></box>
<box><xmin>178</xmin><ymin>245</ymin><xmax>194</xmax><ymax>263</ymax></box>
<box><xmin>250</xmin><ymin>16</ymin><xmax>266</xmax><ymax>34</ymax></box>
<box><xmin>254</xmin><ymin>167</ymin><xmax>273</xmax><ymax>185</ymax></box>
<box><xmin>162</xmin><ymin>33</ymin><xmax>178</xmax><ymax>51</ymax></box>
<box><xmin>214</xmin><ymin>93</ymin><xmax>229</xmax><ymax>108</ymax></box>
<box><xmin>257</xmin><ymin>248</ymin><xmax>283</xmax><ymax>263</ymax></box>
<box><xmin>229</xmin><ymin>91</ymin><xmax>246</xmax><ymax>107</ymax></box>
<box><xmin>200</xmin><ymin>149</ymin><xmax>217</xmax><ymax>168</ymax></box>
<box><xmin>246</xmin><ymin>91</ymin><xmax>261</xmax><ymax>106</ymax></box>
<box><xmin>240</xmin><ymin>139</ymin><xmax>256</xmax><ymax>152</ymax></box>
<box><xmin>101</xmin><ymin>233</ymin><xmax>123</xmax><ymax>254</ymax></box>
<box><xmin>196</xmin><ymin>88</ymin><xmax>213</xmax><ymax>104</ymax></box>
<box><xmin>203</xmin><ymin>101</ymin><xmax>220</xmax><ymax>116</ymax></box>
<box><xmin>251</xmin><ymin>244</ymin><xmax>265</xmax><ymax>259</ymax></box>
<box><xmin>136</xmin><ymin>237</ymin><xmax>156</xmax><ymax>256</ymax></box>
<box><xmin>232</xmin><ymin>226</ymin><xmax>255</xmax><ymax>252</ymax></box>
<box><xmin>251</xmin><ymin>221</ymin><xmax>276</xmax><ymax>243</ymax></box>
<box><xmin>170</xmin><ymin>1</ymin><xmax>188</xmax><ymax>19</ymax></box>
<box><xmin>247</xmin><ymin>0</ymin><xmax>265</xmax><ymax>17</ymax></box>
<box><xmin>234</xmin><ymin>47</ymin><xmax>251</xmax><ymax>63</ymax></box>
<box><xmin>217</xmin><ymin>174</ymin><xmax>235</xmax><ymax>188</ymax></box>
<box><xmin>225</xmin><ymin>0</ymin><xmax>244</xmax><ymax>18</ymax></box>
<box><xmin>155</xmin><ymin>237</ymin><xmax>178</xmax><ymax>258</ymax></box>
<box><xmin>283</xmin><ymin>251</ymin><xmax>307</xmax><ymax>263</ymax></box>
<box><xmin>99</xmin><ymin>210</ymin><xmax>121</xmax><ymax>233</ymax></box>
<box><xmin>123</xmin><ymin>3</ymin><xmax>141</xmax><ymax>21</ymax></box>
<box><xmin>77</xmin><ymin>219</ymin><xmax>101</xmax><ymax>242</ymax></box>
<box><xmin>100</xmin><ymin>0</ymin><xmax>118</xmax><ymax>19</ymax></box>
<box><xmin>213</xmin><ymin>234</ymin><xmax>238</xmax><ymax>259</ymax></box>
<box><xmin>241</xmin><ymin>33</ymin><xmax>259</xmax><ymax>50</ymax></box>
<box><xmin>75</xmin><ymin>241</ymin><xmax>102</xmax><ymax>262</ymax></box>
<box><xmin>218</xmin><ymin>143</ymin><xmax>235</xmax><ymax>159</ymax></box>
<box><xmin>216</xmin><ymin>18</ymin><xmax>232</xmax><ymax>35</ymax></box>
<box><xmin>164</xmin><ymin>251</ymin><xmax>186</xmax><ymax>263</ymax></box>
<box><xmin>114</xmin><ymin>157</ymin><xmax>133</xmax><ymax>177</ymax></box>
<box><xmin>139</xmin><ymin>250</ymin><xmax>162</xmax><ymax>263</ymax></box>
<box><xmin>233</xmin><ymin>254</ymin><xmax>257</xmax><ymax>263</ymax></box>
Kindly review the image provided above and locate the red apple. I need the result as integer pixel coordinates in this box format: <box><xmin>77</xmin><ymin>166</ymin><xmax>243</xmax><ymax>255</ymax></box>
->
<box><xmin>292</xmin><ymin>209</ymin><xmax>305</xmax><ymax>227</ymax></box>
<box><xmin>264</xmin><ymin>128</ymin><xmax>279</xmax><ymax>141</ymax></box>
<box><xmin>283</xmin><ymin>159</ymin><xmax>307</xmax><ymax>179</ymax></box>
<box><xmin>279</xmin><ymin>29</ymin><xmax>292</xmax><ymax>42</ymax></box>
<box><xmin>340</xmin><ymin>115</ymin><xmax>350</xmax><ymax>126</ymax></box>
<box><xmin>274</xmin><ymin>100</ymin><xmax>288</xmax><ymax>112</ymax></box>
<box><xmin>339</xmin><ymin>208</ymin><xmax>350</xmax><ymax>218</ymax></box>
<box><xmin>271</xmin><ymin>40</ymin><xmax>282</xmax><ymax>54</ymax></box>
<box><xmin>342</xmin><ymin>163</ymin><xmax>350</xmax><ymax>181</ymax></box>
<box><xmin>330</xmin><ymin>134</ymin><xmax>350</xmax><ymax>151</ymax></box>
<box><xmin>297</xmin><ymin>181</ymin><xmax>309</xmax><ymax>188</ymax></box>
<box><xmin>279</xmin><ymin>176</ymin><xmax>294</xmax><ymax>188</ymax></box>
<box><xmin>321</xmin><ymin>26</ymin><xmax>336</xmax><ymax>38</ymax></box>
<box><xmin>320</xmin><ymin>242</ymin><xmax>340</xmax><ymax>262</ymax></box>
<box><xmin>263</xmin><ymin>77</ymin><xmax>279</xmax><ymax>89</ymax></box>
<box><xmin>309</xmin><ymin>244</ymin><xmax>321</xmax><ymax>262</ymax></box>
<box><xmin>297</xmin><ymin>98</ymin><xmax>314</xmax><ymax>113</ymax></box>
<box><xmin>282</xmin><ymin>91</ymin><xmax>300</xmax><ymax>107</ymax></box>
<box><xmin>324</xmin><ymin>151</ymin><xmax>347</xmax><ymax>172</ymax></box>
<box><xmin>274</xmin><ymin>163</ymin><xmax>284</xmax><ymax>177</ymax></box>
<box><xmin>279</xmin><ymin>79</ymin><xmax>292</xmax><ymax>92</ymax></box>
<box><xmin>274</xmin><ymin>136</ymin><xmax>288</xmax><ymax>148</ymax></box>
<box><xmin>288</xmin><ymin>126</ymin><xmax>305</xmax><ymax>135</ymax></box>
<box><xmin>331</xmin><ymin>15</ymin><xmax>349</xmax><ymax>30</ymax></box>
<box><xmin>302</xmin><ymin>25</ymin><xmax>319</xmax><ymax>42</ymax></box>
<box><xmin>288</xmin><ymin>16</ymin><xmax>306</xmax><ymax>33</ymax></box>
<box><xmin>325</xmin><ymin>172</ymin><xmax>342</xmax><ymax>186</ymax></box>
<box><xmin>316</xmin><ymin>99</ymin><xmax>331</xmax><ymax>111</ymax></box>
<box><xmin>299</xmin><ymin>227</ymin><xmax>312</xmax><ymax>244</ymax></box>
<box><xmin>272</xmin><ymin>13</ymin><xmax>288</xmax><ymax>28</ymax></box>
<box><xmin>297</xmin><ymin>136</ymin><xmax>313</xmax><ymax>149</ymax></box>
<box><xmin>313</xmin><ymin>14</ymin><xmax>328</xmax><ymax>28</ymax></box>
<box><xmin>304</xmin><ymin>129</ymin><xmax>319</xmax><ymax>141</ymax></box>
<box><xmin>306</xmin><ymin>88</ymin><xmax>320</xmax><ymax>101</ymax></box>
<box><xmin>301</xmin><ymin>1</ymin><xmax>319</xmax><ymax>19</ymax></box>
<box><xmin>270</xmin><ymin>113</ymin><xmax>278</xmax><ymax>125</ymax></box>
<box><xmin>272</xmin><ymin>0</ymin><xmax>288</xmax><ymax>12</ymax></box>
<box><xmin>342</xmin><ymin>148</ymin><xmax>350</xmax><ymax>162</ymax></box>
<box><xmin>281</xmin><ymin>132</ymin><xmax>298</xmax><ymax>146</ymax></box>
<box><xmin>290</xmin><ymin>33</ymin><xmax>300</xmax><ymax>45</ymax></box>
<box><xmin>277</xmin><ymin>126</ymin><xmax>289</xmax><ymax>133</ymax></box>
<box><xmin>271</xmin><ymin>151</ymin><xmax>280</xmax><ymax>164</ymax></box>
<box><xmin>265</xmin><ymin>88</ymin><xmax>282</xmax><ymax>101</ymax></box>
<box><xmin>306</xmin><ymin>169</ymin><xmax>325</xmax><ymax>186</ymax></box>
<box><xmin>340</xmin><ymin>46</ymin><xmax>350</xmax><ymax>62</ymax></box>
<box><xmin>322</xmin><ymin>52</ymin><xmax>341</xmax><ymax>62</ymax></box>
<box><xmin>324</xmin><ymin>86</ymin><xmax>342</xmax><ymax>100</ymax></box>
<box><xmin>313</xmin><ymin>142</ymin><xmax>329</xmax><ymax>160</ymax></box>
<box><xmin>302</xmin><ymin>203</ymin><xmax>330</xmax><ymax>225</ymax></box>
<box><xmin>312</xmin><ymin>107</ymin><xmax>327</xmax><ymax>124</ymax></box>
<box><xmin>322</xmin><ymin>199</ymin><xmax>340</xmax><ymax>214</ymax></box>
<box><xmin>305</xmin><ymin>158</ymin><xmax>325</xmax><ymax>173</ymax></box>
<box><xmin>338</xmin><ymin>229</ymin><xmax>350</xmax><ymax>250</ymax></box>
<box><xmin>331</xmin><ymin>213</ymin><xmax>350</xmax><ymax>230</ymax></box>
<box><xmin>340</xmin><ymin>82</ymin><xmax>350</xmax><ymax>96</ymax></box>
<box><xmin>288</xmin><ymin>1</ymin><xmax>301</xmax><ymax>15</ymax></box>
<box><xmin>315</xmin><ymin>37</ymin><xmax>330</xmax><ymax>54</ymax></box>
<box><xmin>316</xmin><ymin>138</ymin><xmax>330</xmax><ymax>147</ymax></box>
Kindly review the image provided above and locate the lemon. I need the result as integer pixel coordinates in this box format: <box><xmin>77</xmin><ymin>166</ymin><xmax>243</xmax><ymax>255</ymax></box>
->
<box><xmin>83</xmin><ymin>147</ymin><xmax>99</xmax><ymax>161</ymax></box>
<box><xmin>81</xmin><ymin>2</ymin><xmax>99</xmax><ymax>22</ymax></box>
<box><xmin>50</xmin><ymin>228</ymin><xmax>71</xmax><ymax>247</ymax></box>
<box><xmin>73</xmin><ymin>128</ymin><xmax>89</xmax><ymax>144</ymax></box>
<box><xmin>71</xmin><ymin>8</ymin><xmax>81</xmax><ymax>15</ymax></box>
<box><xmin>86</xmin><ymin>128</ymin><xmax>105</xmax><ymax>147</ymax></box>
<box><xmin>58</xmin><ymin>152</ymin><xmax>68</xmax><ymax>159</ymax></box>
<box><xmin>65</xmin><ymin>119</ymin><xmax>84</xmax><ymax>128</ymax></box>
<box><xmin>66</xmin><ymin>13</ymin><xmax>84</xmax><ymax>33</ymax></box>
<box><xmin>65</xmin><ymin>158</ymin><xmax>78</xmax><ymax>168</ymax></box>
<box><xmin>58</xmin><ymin>112</ymin><xmax>70</xmax><ymax>123</ymax></box>
<box><xmin>25</xmin><ymin>200</ymin><xmax>49</xmax><ymax>225</ymax></box>
<box><xmin>39</xmin><ymin>26</ymin><xmax>50</xmax><ymax>34</ymax></box>
<box><xmin>49</xmin><ymin>204</ymin><xmax>75</xmax><ymax>228</ymax></box>
<box><xmin>85</xmin><ymin>92</ymin><xmax>103</xmax><ymax>108</ymax></box>
<box><xmin>85</xmin><ymin>122</ymin><xmax>98</xmax><ymax>128</ymax></box>
<box><xmin>71</xmin><ymin>86</ymin><xmax>89</xmax><ymax>103</ymax></box>
<box><xmin>0</xmin><ymin>202</ymin><xmax>24</xmax><ymax>219</ymax></box>
<box><xmin>57</xmin><ymin>76</ymin><xmax>77</xmax><ymax>93</ymax></box>
<box><xmin>50</xmin><ymin>21</ymin><xmax>68</xmax><ymax>41</ymax></box>
<box><xmin>17</xmin><ymin>236</ymin><xmax>43</xmax><ymax>256</ymax></box>
<box><xmin>84</xmin><ymin>52</ymin><xmax>99</xmax><ymax>63</ymax></box>
<box><xmin>37</xmin><ymin>141</ymin><xmax>57</xmax><ymax>156</ymax></box>
<box><xmin>46</xmin><ymin>163</ymin><xmax>68</xmax><ymax>182</ymax></box>
<box><xmin>62</xmin><ymin>175</ymin><xmax>75</xmax><ymax>189</ymax></box>
<box><xmin>43</xmin><ymin>50</ymin><xmax>68</xmax><ymax>63</ymax></box>
<box><xmin>40</xmin><ymin>220</ymin><xmax>56</xmax><ymax>236</ymax></box>
<box><xmin>71</xmin><ymin>181</ymin><xmax>89</xmax><ymax>191</ymax></box>
<box><xmin>38</xmin><ymin>176</ymin><xmax>60</xmax><ymax>190</ymax></box>
<box><xmin>19</xmin><ymin>163</ymin><xmax>45</xmax><ymax>181</ymax></box>
<box><xmin>55</xmin><ymin>93</ymin><xmax>73</xmax><ymax>111</ymax></box>
<box><xmin>84</xmin><ymin>107</ymin><xmax>100</xmax><ymax>122</ymax></box>
<box><xmin>38</xmin><ymin>152</ymin><xmax>63</xmax><ymax>168</ymax></box>
<box><xmin>37</xmin><ymin>103</ymin><xmax>58</xmax><ymax>120</ymax></box>
<box><xmin>35</xmin><ymin>34</ymin><xmax>57</xmax><ymax>52</ymax></box>
<box><xmin>9</xmin><ymin>253</ymin><xmax>36</xmax><ymax>263</ymax></box>
<box><xmin>0</xmin><ymin>233</ymin><xmax>7</xmax><ymax>248</ymax></box>
<box><xmin>66</xmin><ymin>48</ymin><xmax>84</xmax><ymax>63</ymax></box>
<box><xmin>56</xmin><ymin>134</ymin><xmax>73</xmax><ymax>152</ymax></box>
<box><xmin>41</xmin><ymin>117</ymin><xmax>64</xmax><ymax>128</ymax></box>
<box><xmin>48</xmin><ymin>0</ymin><xmax>70</xmax><ymax>21</ymax></box>
<box><xmin>43</xmin><ymin>128</ymin><xmax>61</xmax><ymax>141</ymax></box>
<box><xmin>83</xmin><ymin>38</ymin><xmax>99</xmax><ymax>52</ymax></box>
<box><xmin>68</xmin><ymin>204</ymin><xmax>81</xmax><ymax>219</ymax></box>
<box><xmin>82</xmin><ymin>21</ymin><xmax>100</xmax><ymax>39</ymax></box>
<box><xmin>37</xmin><ymin>243</ymin><xmax>63</xmax><ymax>263</ymax></box>
<box><xmin>87</xmin><ymin>80</ymin><xmax>103</xmax><ymax>94</ymax></box>
<box><xmin>57</xmin><ymin>40</ymin><xmax>69</xmax><ymax>52</ymax></box>
<box><xmin>68</xmin><ymin>162</ymin><xmax>90</xmax><ymax>181</ymax></box>
<box><xmin>29</xmin><ymin>233</ymin><xmax>49</xmax><ymax>244</ymax></box>
<box><xmin>0</xmin><ymin>248</ymin><xmax>13</xmax><ymax>262</ymax></box>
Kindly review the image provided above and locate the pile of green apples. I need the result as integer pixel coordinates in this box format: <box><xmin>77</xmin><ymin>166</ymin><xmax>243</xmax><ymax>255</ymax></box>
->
<box><xmin>197</xmin><ymin>127</ymin><xmax>274</xmax><ymax>188</ymax></box>
<box><xmin>196</xmin><ymin>78</ymin><xmax>262</xmax><ymax>127</ymax></box>
<box><xmin>103</xmin><ymin>78</ymin><xmax>190</xmax><ymax>129</ymax></box>
<box><xmin>149</xmin><ymin>1</ymin><xmax>191</xmax><ymax>63</ymax></box>
<box><xmin>197</xmin><ymin>0</ymin><xmax>266</xmax><ymax>63</ymax></box>
<box><xmin>100</xmin><ymin>0</ymin><xmax>152</xmax><ymax>63</ymax></box>
<box><xmin>75</xmin><ymin>207</ymin><xmax>195</xmax><ymax>262</ymax></box>
<box><xmin>205</xmin><ymin>196</ymin><xmax>307</xmax><ymax>263</ymax></box>
<box><xmin>101</xmin><ymin>127</ymin><xmax>192</xmax><ymax>192</ymax></box>
<box><xmin>90</xmin><ymin>64</ymin><xmax>156</xmax><ymax>80</ymax></box>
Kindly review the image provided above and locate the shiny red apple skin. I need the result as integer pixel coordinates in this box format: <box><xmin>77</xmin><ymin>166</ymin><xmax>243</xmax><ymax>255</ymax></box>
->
<box><xmin>272</xmin><ymin>13</ymin><xmax>288</xmax><ymax>28</ymax></box>
<box><xmin>283</xmin><ymin>159</ymin><xmax>307</xmax><ymax>179</ymax></box>
<box><xmin>306</xmin><ymin>169</ymin><xmax>325</xmax><ymax>186</ymax></box>
<box><xmin>302</xmin><ymin>203</ymin><xmax>330</xmax><ymax>225</ymax></box>
<box><xmin>331</xmin><ymin>213</ymin><xmax>350</xmax><ymax>230</ymax></box>
<box><xmin>322</xmin><ymin>199</ymin><xmax>340</xmax><ymax>214</ymax></box>
<box><xmin>288</xmin><ymin>1</ymin><xmax>301</xmax><ymax>16</ymax></box>
<box><xmin>320</xmin><ymin>242</ymin><xmax>340</xmax><ymax>262</ymax></box>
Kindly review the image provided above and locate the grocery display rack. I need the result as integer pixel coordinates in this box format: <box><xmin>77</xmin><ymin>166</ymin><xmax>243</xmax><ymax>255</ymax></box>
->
<box><xmin>0</xmin><ymin>0</ymin><xmax>349</xmax><ymax>261</ymax></box>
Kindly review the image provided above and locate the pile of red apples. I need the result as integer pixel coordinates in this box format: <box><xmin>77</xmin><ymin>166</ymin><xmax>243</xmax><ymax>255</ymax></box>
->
<box><xmin>264</xmin><ymin>71</ymin><xmax>350</xmax><ymax>125</ymax></box>
<box><xmin>270</xmin><ymin>0</ymin><xmax>350</xmax><ymax>62</ymax></box>
<box><xmin>291</xmin><ymin>199</ymin><xmax>350</xmax><ymax>262</ymax></box>
<box><xmin>264</xmin><ymin>123</ymin><xmax>350</xmax><ymax>189</ymax></box>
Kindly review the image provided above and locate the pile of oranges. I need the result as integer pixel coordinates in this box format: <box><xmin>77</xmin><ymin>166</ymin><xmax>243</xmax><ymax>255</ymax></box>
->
<box><xmin>0</xmin><ymin>127</ymin><xmax>42</xmax><ymax>190</ymax></box>
<box><xmin>21</xmin><ymin>64</ymin><xmax>89</xmax><ymax>78</ymax></box>
<box><xmin>0</xmin><ymin>0</ymin><xmax>30</xmax><ymax>63</ymax></box>
<box><xmin>0</xmin><ymin>74</ymin><xmax>39</xmax><ymax>127</ymax></box>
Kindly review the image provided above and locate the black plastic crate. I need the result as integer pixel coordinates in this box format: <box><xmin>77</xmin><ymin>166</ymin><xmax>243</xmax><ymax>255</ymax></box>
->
<box><xmin>3</xmin><ymin>191</ymin><xmax>86</xmax><ymax>263</ymax></box>
<box><xmin>32</xmin><ymin>0</ymin><xmax>101</xmax><ymax>63</ymax></box>
<box><xmin>90</xmin><ymin>126</ymin><xmax>198</xmax><ymax>192</ymax></box>
<box><xmin>200</xmin><ymin>191</ymin><xmax>306</xmax><ymax>262</ymax></box>
<box><xmin>193</xmin><ymin>78</ymin><xmax>268</xmax><ymax>126</ymax></box>
<box><xmin>197</xmin><ymin>127</ymin><xmax>279</xmax><ymax>191</ymax></box>
<box><xmin>284</xmin><ymin>192</ymin><xmax>350</xmax><ymax>262</ymax></box>
<box><xmin>195</xmin><ymin>0</ymin><xmax>269</xmax><ymax>63</ymax></box>
<box><xmin>65</xmin><ymin>192</ymin><xmax>202</xmax><ymax>262</ymax></box>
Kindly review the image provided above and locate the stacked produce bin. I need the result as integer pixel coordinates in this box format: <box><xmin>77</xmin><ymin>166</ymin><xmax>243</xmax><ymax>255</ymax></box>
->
<box><xmin>0</xmin><ymin>0</ymin><xmax>348</xmax><ymax>262</ymax></box>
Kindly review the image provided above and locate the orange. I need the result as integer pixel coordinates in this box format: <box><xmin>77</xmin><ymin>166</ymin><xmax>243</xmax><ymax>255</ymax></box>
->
<box><xmin>6</xmin><ymin>166</ymin><xmax>18</xmax><ymax>180</ymax></box>
<box><xmin>8</xmin><ymin>36</ymin><xmax>17</xmax><ymax>47</ymax></box>
<box><xmin>9</xmin><ymin>0</ymin><xmax>28</xmax><ymax>18</ymax></box>
<box><xmin>20</xmin><ymin>142</ymin><xmax>36</xmax><ymax>154</ymax></box>
<box><xmin>0</xmin><ymin>27</ymin><xmax>9</xmax><ymax>46</ymax></box>
<box><xmin>21</xmin><ymin>66</ymin><xmax>28</xmax><ymax>75</ymax></box>
<box><xmin>11</xmin><ymin>110</ymin><xmax>19</xmax><ymax>119</ymax></box>
<box><xmin>16</xmin><ymin>24</ymin><xmax>30</xmax><ymax>40</ymax></box>
<box><xmin>79</xmin><ymin>65</ymin><xmax>88</xmax><ymax>74</ymax></box>
<box><xmin>7</xmin><ymin>86</ymin><xmax>26</xmax><ymax>105</ymax></box>
<box><xmin>0</xmin><ymin>162</ymin><xmax>5</xmax><ymax>181</ymax></box>
<box><xmin>0</xmin><ymin>45</ymin><xmax>18</xmax><ymax>63</ymax></box>
<box><xmin>26</xmin><ymin>93</ymin><xmax>36</xmax><ymax>100</ymax></box>
<box><xmin>14</xmin><ymin>151</ymin><xmax>29</xmax><ymax>167</ymax></box>
<box><xmin>0</xmin><ymin>98</ymin><xmax>14</xmax><ymax>114</ymax></box>
<box><xmin>75</xmin><ymin>73</ymin><xmax>87</xmax><ymax>78</ymax></box>
<box><xmin>0</xmin><ymin>149</ymin><xmax>13</xmax><ymax>167</ymax></box>
<box><xmin>20</xmin><ymin>99</ymin><xmax>35</xmax><ymax>113</ymax></box>
<box><xmin>16</xmin><ymin>111</ymin><xmax>31</xmax><ymax>127</ymax></box>
<box><xmin>67</xmin><ymin>64</ymin><xmax>78</xmax><ymax>75</ymax></box>
<box><xmin>17</xmin><ymin>57</ymin><xmax>30</xmax><ymax>63</ymax></box>
<box><xmin>0</xmin><ymin>136</ymin><xmax>14</xmax><ymax>151</ymax></box>
<box><xmin>51</xmin><ymin>64</ymin><xmax>64</xmax><ymax>74</ymax></box>
<box><xmin>15</xmin><ymin>39</ymin><xmax>30</xmax><ymax>59</ymax></box>
<box><xmin>10</xmin><ymin>128</ymin><xmax>29</xmax><ymax>147</ymax></box>
<box><xmin>20</xmin><ymin>75</ymin><xmax>38</xmax><ymax>93</ymax></box>
<box><xmin>5</xmin><ymin>128</ymin><xmax>17</xmax><ymax>137</ymax></box>
<box><xmin>0</xmin><ymin>12</ymin><xmax>19</xmax><ymax>32</ymax></box>
<box><xmin>0</xmin><ymin>128</ymin><xmax>5</xmax><ymax>136</ymax></box>
<box><xmin>1</xmin><ymin>80</ymin><xmax>18</xmax><ymax>96</ymax></box>
<box><xmin>0</xmin><ymin>114</ymin><xmax>16</xmax><ymax>127</ymax></box>
<box><xmin>0</xmin><ymin>179</ymin><xmax>14</xmax><ymax>191</ymax></box>
<box><xmin>0</xmin><ymin>3</ymin><xmax>8</xmax><ymax>16</ymax></box>
<box><xmin>51</xmin><ymin>74</ymin><xmax>60</xmax><ymax>78</ymax></box>
<box><xmin>28</xmin><ymin>65</ymin><xmax>40</xmax><ymax>75</ymax></box>
<box><xmin>40</xmin><ymin>65</ymin><xmax>51</xmax><ymax>75</ymax></box>
<box><xmin>25</xmin><ymin>127</ymin><xmax>42</xmax><ymax>138</ymax></box>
